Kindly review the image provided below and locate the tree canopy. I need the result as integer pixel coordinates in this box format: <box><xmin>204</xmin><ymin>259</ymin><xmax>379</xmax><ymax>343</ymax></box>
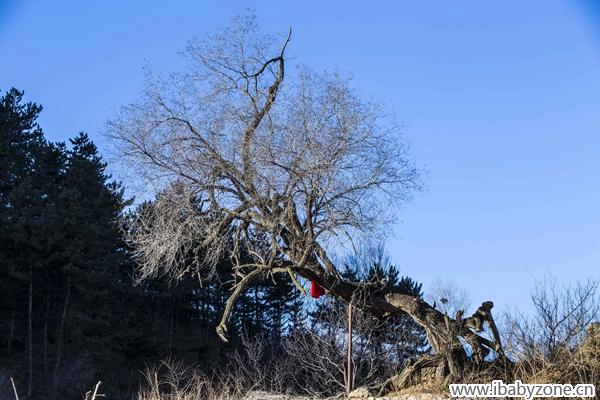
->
<box><xmin>108</xmin><ymin>15</ymin><xmax>422</xmax><ymax>340</ymax></box>
<box><xmin>107</xmin><ymin>17</ymin><xmax>510</xmax><ymax>391</ymax></box>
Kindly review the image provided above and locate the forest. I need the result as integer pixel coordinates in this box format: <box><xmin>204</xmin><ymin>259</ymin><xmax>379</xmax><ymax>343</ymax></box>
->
<box><xmin>0</xmin><ymin>86</ymin><xmax>428</xmax><ymax>399</ymax></box>
<box><xmin>2</xmin><ymin>14</ymin><xmax>599</xmax><ymax>400</ymax></box>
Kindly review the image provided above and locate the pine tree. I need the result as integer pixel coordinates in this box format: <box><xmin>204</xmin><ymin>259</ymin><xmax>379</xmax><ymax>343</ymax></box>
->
<box><xmin>365</xmin><ymin>264</ymin><xmax>429</xmax><ymax>363</ymax></box>
<box><xmin>47</xmin><ymin>132</ymin><xmax>132</xmax><ymax>398</ymax></box>
<box><xmin>0</xmin><ymin>88</ymin><xmax>66</xmax><ymax>398</ymax></box>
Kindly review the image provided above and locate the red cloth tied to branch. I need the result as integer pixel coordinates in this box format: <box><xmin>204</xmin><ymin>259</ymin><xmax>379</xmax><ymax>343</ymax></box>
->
<box><xmin>310</xmin><ymin>281</ymin><xmax>326</xmax><ymax>299</ymax></box>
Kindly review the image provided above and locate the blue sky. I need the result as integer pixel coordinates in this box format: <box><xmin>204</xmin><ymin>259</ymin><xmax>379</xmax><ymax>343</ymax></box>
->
<box><xmin>1</xmin><ymin>0</ymin><xmax>599</xmax><ymax>315</ymax></box>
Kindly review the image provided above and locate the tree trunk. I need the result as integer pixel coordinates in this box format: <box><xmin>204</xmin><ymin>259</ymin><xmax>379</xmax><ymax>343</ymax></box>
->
<box><xmin>7</xmin><ymin>309</ymin><xmax>16</xmax><ymax>355</ymax></box>
<box><xmin>52</xmin><ymin>276</ymin><xmax>71</xmax><ymax>398</ymax></box>
<box><xmin>254</xmin><ymin>285</ymin><xmax>260</xmax><ymax>333</ymax></box>
<box><xmin>346</xmin><ymin>303</ymin><xmax>354</xmax><ymax>395</ymax></box>
<box><xmin>291</xmin><ymin>264</ymin><xmax>510</xmax><ymax>392</ymax></box>
<box><xmin>27</xmin><ymin>259</ymin><xmax>33</xmax><ymax>399</ymax></box>
<box><xmin>168</xmin><ymin>296</ymin><xmax>175</xmax><ymax>354</ymax></box>
<box><xmin>43</xmin><ymin>289</ymin><xmax>50</xmax><ymax>385</ymax></box>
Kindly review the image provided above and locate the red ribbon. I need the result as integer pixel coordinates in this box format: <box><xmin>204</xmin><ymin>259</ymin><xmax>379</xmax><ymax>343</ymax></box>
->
<box><xmin>310</xmin><ymin>281</ymin><xmax>326</xmax><ymax>299</ymax></box>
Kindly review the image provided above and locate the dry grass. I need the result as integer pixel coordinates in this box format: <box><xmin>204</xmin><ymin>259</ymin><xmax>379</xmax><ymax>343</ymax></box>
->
<box><xmin>136</xmin><ymin>359</ymin><xmax>245</xmax><ymax>400</ymax></box>
<box><xmin>135</xmin><ymin>359</ymin><xmax>323</xmax><ymax>400</ymax></box>
<box><xmin>135</xmin><ymin>279</ymin><xmax>599</xmax><ymax>399</ymax></box>
<box><xmin>511</xmin><ymin>323</ymin><xmax>600</xmax><ymax>389</ymax></box>
<box><xmin>134</xmin><ymin>325</ymin><xmax>599</xmax><ymax>400</ymax></box>
<box><xmin>384</xmin><ymin>324</ymin><xmax>600</xmax><ymax>398</ymax></box>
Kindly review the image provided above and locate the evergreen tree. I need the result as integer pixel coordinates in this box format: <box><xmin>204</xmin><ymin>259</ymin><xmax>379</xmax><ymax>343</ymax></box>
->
<box><xmin>0</xmin><ymin>88</ymin><xmax>65</xmax><ymax>398</ymax></box>
<box><xmin>310</xmin><ymin>260</ymin><xmax>428</xmax><ymax>366</ymax></box>
<box><xmin>48</xmin><ymin>132</ymin><xmax>131</xmax><ymax>398</ymax></box>
<box><xmin>0</xmin><ymin>88</ymin><xmax>425</xmax><ymax>399</ymax></box>
<box><xmin>365</xmin><ymin>263</ymin><xmax>429</xmax><ymax>363</ymax></box>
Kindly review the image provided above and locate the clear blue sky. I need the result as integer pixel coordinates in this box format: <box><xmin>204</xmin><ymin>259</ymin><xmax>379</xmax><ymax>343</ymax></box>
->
<box><xmin>1</xmin><ymin>0</ymin><xmax>599</xmax><ymax>315</ymax></box>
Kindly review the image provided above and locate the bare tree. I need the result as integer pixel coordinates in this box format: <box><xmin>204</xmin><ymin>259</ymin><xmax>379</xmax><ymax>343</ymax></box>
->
<box><xmin>427</xmin><ymin>278</ymin><xmax>472</xmax><ymax>317</ymax></box>
<box><xmin>109</xmin><ymin>15</ymin><xmax>507</xmax><ymax>391</ymax></box>
<box><xmin>503</xmin><ymin>277</ymin><xmax>599</xmax><ymax>360</ymax></box>
<box><xmin>283</xmin><ymin>294</ymin><xmax>424</xmax><ymax>397</ymax></box>
<box><xmin>500</xmin><ymin>278</ymin><xmax>600</xmax><ymax>391</ymax></box>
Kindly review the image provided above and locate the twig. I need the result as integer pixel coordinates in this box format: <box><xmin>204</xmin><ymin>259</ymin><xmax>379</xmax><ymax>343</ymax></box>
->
<box><xmin>10</xmin><ymin>377</ymin><xmax>19</xmax><ymax>400</ymax></box>
<box><xmin>84</xmin><ymin>381</ymin><xmax>103</xmax><ymax>400</ymax></box>
<box><xmin>91</xmin><ymin>381</ymin><xmax>102</xmax><ymax>400</ymax></box>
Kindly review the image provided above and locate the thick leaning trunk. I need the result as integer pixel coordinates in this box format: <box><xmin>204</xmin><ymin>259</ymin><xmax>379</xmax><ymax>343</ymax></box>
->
<box><xmin>215</xmin><ymin>253</ymin><xmax>509</xmax><ymax>392</ymax></box>
<box><xmin>292</xmin><ymin>265</ymin><xmax>510</xmax><ymax>391</ymax></box>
